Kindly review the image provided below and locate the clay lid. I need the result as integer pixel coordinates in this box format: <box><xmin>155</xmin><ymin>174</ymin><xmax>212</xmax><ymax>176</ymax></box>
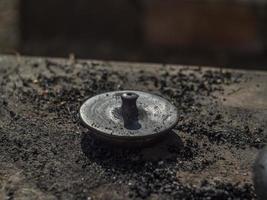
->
<box><xmin>79</xmin><ymin>90</ymin><xmax>178</xmax><ymax>145</ymax></box>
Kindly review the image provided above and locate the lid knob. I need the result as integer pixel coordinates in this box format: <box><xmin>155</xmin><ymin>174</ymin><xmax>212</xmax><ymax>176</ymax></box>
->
<box><xmin>121</xmin><ymin>92</ymin><xmax>140</xmax><ymax>129</ymax></box>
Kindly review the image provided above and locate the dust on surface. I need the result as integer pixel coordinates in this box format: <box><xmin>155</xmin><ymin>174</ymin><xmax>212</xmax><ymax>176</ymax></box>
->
<box><xmin>0</xmin><ymin>55</ymin><xmax>266</xmax><ymax>199</ymax></box>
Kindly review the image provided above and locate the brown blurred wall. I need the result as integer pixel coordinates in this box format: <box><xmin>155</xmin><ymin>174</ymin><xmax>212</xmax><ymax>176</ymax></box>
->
<box><xmin>20</xmin><ymin>0</ymin><xmax>140</xmax><ymax>47</ymax></box>
<box><xmin>143</xmin><ymin>0</ymin><xmax>265</xmax><ymax>53</ymax></box>
<box><xmin>0</xmin><ymin>0</ymin><xmax>267</xmax><ymax>69</ymax></box>
<box><xmin>0</xmin><ymin>0</ymin><xmax>19</xmax><ymax>53</ymax></box>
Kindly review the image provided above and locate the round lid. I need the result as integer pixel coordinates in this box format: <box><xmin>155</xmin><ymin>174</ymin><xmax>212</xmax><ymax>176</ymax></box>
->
<box><xmin>80</xmin><ymin>90</ymin><xmax>178</xmax><ymax>142</ymax></box>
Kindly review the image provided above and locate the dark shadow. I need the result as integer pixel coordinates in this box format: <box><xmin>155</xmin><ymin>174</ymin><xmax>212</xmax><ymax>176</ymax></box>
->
<box><xmin>113</xmin><ymin>107</ymin><xmax>142</xmax><ymax>130</ymax></box>
<box><xmin>81</xmin><ymin>130</ymin><xmax>184</xmax><ymax>170</ymax></box>
<box><xmin>124</xmin><ymin>120</ymin><xmax>142</xmax><ymax>130</ymax></box>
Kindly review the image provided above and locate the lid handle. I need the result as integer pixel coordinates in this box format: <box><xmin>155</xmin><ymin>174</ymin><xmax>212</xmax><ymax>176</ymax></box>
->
<box><xmin>121</xmin><ymin>92</ymin><xmax>140</xmax><ymax>129</ymax></box>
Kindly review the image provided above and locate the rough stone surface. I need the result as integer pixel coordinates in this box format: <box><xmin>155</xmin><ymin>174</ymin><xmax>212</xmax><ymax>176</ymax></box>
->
<box><xmin>0</xmin><ymin>55</ymin><xmax>266</xmax><ymax>199</ymax></box>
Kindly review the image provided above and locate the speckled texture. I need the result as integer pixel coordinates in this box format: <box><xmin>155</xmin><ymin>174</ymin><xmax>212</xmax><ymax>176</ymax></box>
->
<box><xmin>0</xmin><ymin>55</ymin><xmax>266</xmax><ymax>199</ymax></box>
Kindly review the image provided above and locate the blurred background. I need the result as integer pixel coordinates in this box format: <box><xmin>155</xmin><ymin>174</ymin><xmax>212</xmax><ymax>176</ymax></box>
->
<box><xmin>1</xmin><ymin>0</ymin><xmax>267</xmax><ymax>69</ymax></box>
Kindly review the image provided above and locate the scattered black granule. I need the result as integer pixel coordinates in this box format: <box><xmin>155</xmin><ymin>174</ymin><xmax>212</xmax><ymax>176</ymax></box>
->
<box><xmin>0</xmin><ymin>58</ymin><xmax>265</xmax><ymax>199</ymax></box>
